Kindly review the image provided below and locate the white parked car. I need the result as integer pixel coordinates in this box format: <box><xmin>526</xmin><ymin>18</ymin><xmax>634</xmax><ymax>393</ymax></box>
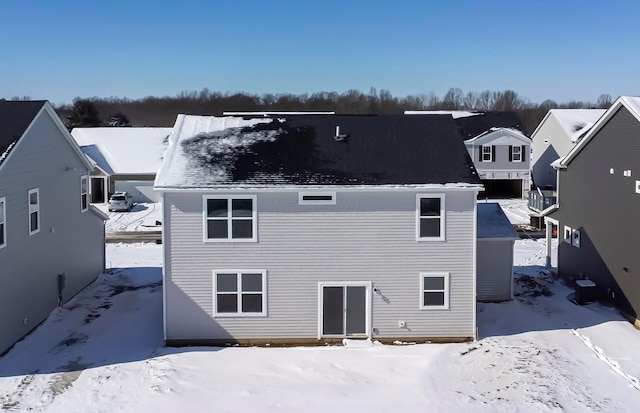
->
<box><xmin>108</xmin><ymin>191</ymin><xmax>134</xmax><ymax>212</ymax></box>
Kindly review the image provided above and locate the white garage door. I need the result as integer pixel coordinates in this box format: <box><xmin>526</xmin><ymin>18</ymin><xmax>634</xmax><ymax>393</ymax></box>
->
<box><xmin>114</xmin><ymin>180</ymin><xmax>161</xmax><ymax>203</ymax></box>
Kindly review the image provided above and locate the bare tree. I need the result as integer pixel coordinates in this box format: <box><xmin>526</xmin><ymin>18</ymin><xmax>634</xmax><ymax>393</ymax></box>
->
<box><xmin>597</xmin><ymin>94</ymin><xmax>613</xmax><ymax>108</ymax></box>
<box><xmin>462</xmin><ymin>91</ymin><xmax>478</xmax><ymax>110</ymax></box>
<box><xmin>476</xmin><ymin>90</ymin><xmax>494</xmax><ymax>110</ymax></box>
<box><xmin>442</xmin><ymin>87</ymin><xmax>463</xmax><ymax>110</ymax></box>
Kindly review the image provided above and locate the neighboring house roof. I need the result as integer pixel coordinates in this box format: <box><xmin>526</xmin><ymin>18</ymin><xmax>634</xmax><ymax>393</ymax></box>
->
<box><xmin>155</xmin><ymin>114</ymin><xmax>483</xmax><ymax>189</ymax></box>
<box><xmin>0</xmin><ymin>100</ymin><xmax>47</xmax><ymax>167</ymax></box>
<box><xmin>406</xmin><ymin>111</ymin><xmax>526</xmax><ymax>139</ymax></box>
<box><xmin>453</xmin><ymin>111</ymin><xmax>526</xmax><ymax>139</ymax></box>
<box><xmin>223</xmin><ymin>111</ymin><xmax>336</xmax><ymax>116</ymax></box>
<box><xmin>464</xmin><ymin>127</ymin><xmax>531</xmax><ymax>145</ymax></box>
<box><xmin>559</xmin><ymin>97</ymin><xmax>640</xmax><ymax>167</ymax></box>
<box><xmin>542</xmin><ymin>109</ymin><xmax>606</xmax><ymax>143</ymax></box>
<box><xmin>477</xmin><ymin>203</ymin><xmax>519</xmax><ymax>239</ymax></box>
<box><xmin>404</xmin><ymin>110</ymin><xmax>482</xmax><ymax>119</ymax></box>
<box><xmin>71</xmin><ymin>127</ymin><xmax>173</xmax><ymax>175</ymax></box>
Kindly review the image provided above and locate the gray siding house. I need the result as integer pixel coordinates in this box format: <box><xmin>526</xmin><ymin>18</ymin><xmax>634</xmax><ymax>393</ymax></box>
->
<box><xmin>530</xmin><ymin>109</ymin><xmax>605</xmax><ymax>190</ymax></box>
<box><xmin>0</xmin><ymin>101</ymin><xmax>107</xmax><ymax>355</ymax></box>
<box><xmin>464</xmin><ymin>128</ymin><xmax>531</xmax><ymax>198</ymax></box>
<box><xmin>544</xmin><ymin>97</ymin><xmax>640</xmax><ymax>326</ymax></box>
<box><xmin>155</xmin><ymin>114</ymin><xmax>483</xmax><ymax>345</ymax></box>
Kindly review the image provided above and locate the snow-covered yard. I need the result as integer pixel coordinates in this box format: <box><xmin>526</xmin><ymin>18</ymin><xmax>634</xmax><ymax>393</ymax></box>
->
<box><xmin>95</xmin><ymin>203</ymin><xmax>163</xmax><ymax>232</ymax></box>
<box><xmin>1</xmin><ymin>240</ymin><xmax>639</xmax><ymax>412</ymax></box>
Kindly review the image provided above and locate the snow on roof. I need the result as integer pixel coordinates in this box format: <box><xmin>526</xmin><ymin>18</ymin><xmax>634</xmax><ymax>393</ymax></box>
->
<box><xmin>223</xmin><ymin>111</ymin><xmax>335</xmax><ymax>116</ymax></box>
<box><xmin>71</xmin><ymin>127</ymin><xmax>173</xmax><ymax>175</ymax></box>
<box><xmin>549</xmin><ymin>109</ymin><xmax>605</xmax><ymax>142</ymax></box>
<box><xmin>621</xmin><ymin>96</ymin><xmax>640</xmax><ymax>119</ymax></box>
<box><xmin>156</xmin><ymin>114</ymin><xmax>482</xmax><ymax>189</ymax></box>
<box><xmin>477</xmin><ymin>203</ymin><xmax>519</xmax><ymax>239</ymax></box>
<box><xmin>155</xmin><ymin>115</ymin><xmax>276</xmax><ymax>188</ymax></box>
<box><xmin>489</xmin><ymin>127</ymin><xmax>529</xmax><ymax>140</ymax></box>
<box><xmin>404</xmin><ymin>110</ymin><xmax>482</xmax><ymax>119</ymax></box>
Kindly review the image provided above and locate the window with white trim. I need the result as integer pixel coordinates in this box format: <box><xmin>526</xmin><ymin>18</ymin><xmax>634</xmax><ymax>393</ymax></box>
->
<box><xmin>417</xmin><ymin>194</ymin><xmax>445</xmax><ymax>240</ymax></box>
<box><xmin>204</xmin><ymin>195</ymin><xmax>257</xmax><ymax>241</ymax></box>
<box><xmin>298</xmin><ymin>192</ymin><xmax>336</xmax><ymax>205</ymax></box>
<box><xmin>563</xmin><ymin>226</ymin><xmax>571</xmax><ymax>243</ymax></box>
<box><xmin>481</xmin><ymin>145</ymin><xmax>493</xmax><ymax>162</ymax></box>
<box><xmin>81</xmin><ymin>175</ymin><xmax>88</xmax><ymax>212</ymax></box>
<box><xmin>28</xmin><ymin>188</ymin><xmax>40</xmax><ymax>235</ymax></box>
<box><xmin>420</xmin><ymin>272</ymin><xmax>449</xmax><ymax>309</ymax></box>
<box><xmin>0</xmin><ymin>197</ymin><xmax>6</xmax><ymax>249</ymax></box>
<box><xmin>213</xmin><ymin>270</ymin><xmax>267</xmax><ymax>316</ymax></box>
<box><xmin>572</xmin><ymin>229</ymin><xmax>581</xmax><ymax>248</ymax></box>
<box><xmin>511</xmin><ymin>145</ymin><xmax>522</xmax><ymax>162</ymax></box>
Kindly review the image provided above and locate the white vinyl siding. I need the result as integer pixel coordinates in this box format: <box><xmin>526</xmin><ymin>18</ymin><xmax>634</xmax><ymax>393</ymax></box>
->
<box><xmin>164</xmin><ymin>190</ymin><xmax>476</xmax><ymax>341</ymax></box>
<box><xmin>420</xmin><ymin>272</ymin><xmax>450</xmax><ymax>309</ymax></box>
<box><xmin>81</xmin><ymin>175</ymin><xmax>88</xmax><ymax>212</ymax></box>
<box><xmin>213</xmin><ymin>270</ymin><xmax>267</xmax><ymax>316</ymax></box>
<box><xmin>28</xmin><ymin>188</ymin><xmax>40</xmax><ymax>235</ymax></box>
<box><xmin>0</xmin><ymin>197</ymin><xmax>6</xmax><ymax>248</ymax></box>
<box><xmin>416</xmin><ymin>194</ymin><xmax>445</xmax><ymax>241</ymax></box>
<box><xmin>203</xmin><ymin>195</ymin><xmax>257</xmax><ymax>242</ymax></box>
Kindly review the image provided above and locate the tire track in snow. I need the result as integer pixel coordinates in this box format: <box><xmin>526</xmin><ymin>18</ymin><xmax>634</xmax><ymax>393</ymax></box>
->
<box><xmin>572</xmin><ymin>329</ymin><xmax>640</xmax><ymax>390</ymax></box>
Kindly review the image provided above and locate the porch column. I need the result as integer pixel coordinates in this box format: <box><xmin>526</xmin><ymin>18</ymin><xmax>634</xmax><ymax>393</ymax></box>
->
<box><xmin>544</xmin><ymin>217</ymin><xmax>553</xmax><ymax>268</ymax></box>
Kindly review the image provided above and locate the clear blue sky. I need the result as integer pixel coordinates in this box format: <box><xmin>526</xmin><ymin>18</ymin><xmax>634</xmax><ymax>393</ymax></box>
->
<box><xmin>1</xmin><ymin>0</ymin><xmax>638</xmax><ymax>105</ymax></box>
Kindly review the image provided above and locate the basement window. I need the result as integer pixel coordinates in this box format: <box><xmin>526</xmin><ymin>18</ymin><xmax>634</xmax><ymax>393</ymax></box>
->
<box><xmin>298</xmin><ymin>192</ymin><xmax>336</xmax><ymax>205</ymax></box>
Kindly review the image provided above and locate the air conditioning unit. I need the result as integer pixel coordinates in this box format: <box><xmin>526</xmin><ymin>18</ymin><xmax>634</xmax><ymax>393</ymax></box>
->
<box><xmin>575</xmin><ymin>279</ymin><xmax>597</xmax><ymax>305</ymax></box>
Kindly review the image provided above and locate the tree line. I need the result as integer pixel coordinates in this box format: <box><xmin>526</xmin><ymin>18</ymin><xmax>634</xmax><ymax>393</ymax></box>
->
<box><xmin>14</xmin><ymin>88</ymin><xmax>614</xmax><ymax>134</ymax></box>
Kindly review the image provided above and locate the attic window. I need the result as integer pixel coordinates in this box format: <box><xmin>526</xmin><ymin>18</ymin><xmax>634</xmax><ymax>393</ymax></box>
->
<box><xmin>299</xmin><ymin>192</ymin><xmax>336</xmax><ymax>205</ymax></box>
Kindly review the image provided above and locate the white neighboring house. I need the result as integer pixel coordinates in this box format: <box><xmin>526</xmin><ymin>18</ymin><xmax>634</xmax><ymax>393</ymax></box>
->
<box><xmin>464</xmin><ymin>127</ymin><xmax>531</xmax><ymax>199</ymax></box>
<box><xmin>71</xmin><ymin>127</ymin><xmax>173</xmax><ymax>203</ymax></box>
<box><xmin>530</xmin><ymin>109</ymin><xmax>605</xmax><ymax>190</ymax></box>
<box><xmin>0</xmin><ymin>101</ymin><xmax>107</xmax><ymax>355</ymax></box>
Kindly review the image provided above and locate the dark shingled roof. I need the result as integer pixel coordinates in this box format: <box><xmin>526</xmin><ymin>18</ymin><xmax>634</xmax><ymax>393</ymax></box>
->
<box><xmin>454</xmin><ymin>111</ymin><xmax>526</xmax><ymax>139</ymax></box>
<box><xmin>477</xmin><ymin>203</ymin><xmax>519</xmax><ymax>239</ymax></box>
<box><xmin>171</xmin><ymin>114</ymin><xmax>482</xmax><ymax>187</ymax></box>
<box><xmin>0</xmin><ymin>101</ymin><xmax>47</xmax><ymax>166</ymax></box>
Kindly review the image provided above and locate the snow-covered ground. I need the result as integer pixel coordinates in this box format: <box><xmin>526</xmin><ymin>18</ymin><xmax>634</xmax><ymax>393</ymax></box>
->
<box><xmin>95</xmin><ymin>203</ymin><xmax>163</xmax><ymax>232</ymax></box>
<box><xmin>492</xmin><ymin>198</ymin><xmax>531</xmax><ymax>225</ymax></box>
<box><xmin>1</xmin><ymin>240</ymin><xmax>639</xmax><ymax>412</ymax></box>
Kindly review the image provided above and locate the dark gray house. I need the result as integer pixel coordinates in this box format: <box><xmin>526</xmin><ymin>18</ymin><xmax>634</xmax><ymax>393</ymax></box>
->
<box><xmin>0</xmin><ymin>101</ymin><xmax>107</xmax><ymax>355</ymax></box>
<box><xmin>543</xmin><ymin>96</ymin><xmax>640</xmax><ymax>326</ymax></box>
<box><xmin>155</xmin><ymin>114</ymin><xmax>483</xmax><ymax>345</ymax></box>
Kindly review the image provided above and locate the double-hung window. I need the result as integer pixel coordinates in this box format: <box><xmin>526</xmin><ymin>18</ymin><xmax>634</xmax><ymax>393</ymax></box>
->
<box><xmin>204</xmin><ymin>195</ymin><xmax>257</xmax><ymax>241</ymax></box>
<box><xmin>511</xmin><ymin>145</ymin><xmax>522</xmax><ymax>162</ymax></box>
<box><xmin>416</xmin><ymin>194</ymin><xmax>445</xmax><ymax>241</ymax></box>
<box><xmin>213</xmin><ymin>270</ymin><xmax>267</xmax><ymax>316</ymax></box>
<box><xmin>28</xmin><ymin>188</ymin><xmax>40</xmax><ymax>235</ymax></box>
<box><xmin>420</xmin><ymin>272</ymin><xmax>449</xmax><ymax>309</ymax></box>
<box><xmin>481</xmin><ymin>145</ymin><xmax>493</xmax><ymax>162</ymax></box>
<box><xmin>0</xmin><ymin>197</ymin><xmax>6</xmax><ymax>248</ymax></box>
<box><xmin>81</xmin><ymin>176</ymin><xmax>88</xmax><ymax>212</ymax></box>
